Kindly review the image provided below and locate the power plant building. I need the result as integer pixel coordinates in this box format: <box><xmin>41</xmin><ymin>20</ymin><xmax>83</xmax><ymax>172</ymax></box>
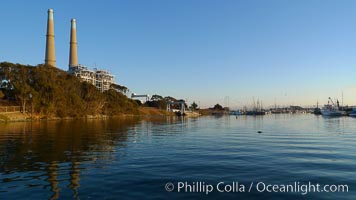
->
<box><xmin>95</xmin><ymin>69</ymin><xmax>115</xmax><ymax>92</ymax></box>
<box><xmin>68</xmin><ymin>65</ymin><xmax>115</xmax><ymax>93</ymax></box>
<box><xmin>3</xmin><ymin>9</ymin><xmax>116</xmax><ymax>93</ymax></box>
<box><xmin>68</xmin><ymin>64</ymin><xmax>96</xmax><ymax>85</ymax></box>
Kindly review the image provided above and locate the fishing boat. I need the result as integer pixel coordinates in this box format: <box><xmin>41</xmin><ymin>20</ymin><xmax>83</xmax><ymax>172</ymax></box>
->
<box><xmin>349</xmin><ymin>108</ymin><xmax>356</xmax><ymax>117</ymax></box>
<box><xmin>320</xmin><ymin>97</ymin><xmax>345</xmax><ymax>116</ymax></box>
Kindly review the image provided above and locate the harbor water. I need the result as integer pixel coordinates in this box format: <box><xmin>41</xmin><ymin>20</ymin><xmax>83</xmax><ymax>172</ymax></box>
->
<box><xmin>0</xmin><ymin>115</ymin><xmax>355</xmax><ymax>199</ymax></box>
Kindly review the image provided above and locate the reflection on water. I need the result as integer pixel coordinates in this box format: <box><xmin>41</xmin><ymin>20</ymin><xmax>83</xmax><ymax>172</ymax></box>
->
<box><xmin>0</xmin><ymin>117</ymin><xmax>191</xmax><ymax>199</ymax></box>
<box><xmin>0</xmin><ymin>118</ymin><xmax>141</xmax><ymax>199</ymax></box>
<box><xmin>1</xmin><ymin>115</ymin><xmax>356</xmax><ymax>199</ymax></box>
<box><xmin>322</xmin><ymin>116</ymin><xmax>346</xmax><ymax>134</ymax></box>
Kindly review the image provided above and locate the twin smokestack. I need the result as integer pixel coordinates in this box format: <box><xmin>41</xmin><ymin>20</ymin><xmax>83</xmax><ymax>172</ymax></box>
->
<box><xmin>44</xmin><ymin>9</ymin><xmax>78</xmax><ymax>67</ymax></box>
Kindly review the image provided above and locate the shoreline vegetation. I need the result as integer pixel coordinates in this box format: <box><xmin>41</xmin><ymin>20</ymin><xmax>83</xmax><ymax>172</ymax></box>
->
<box><xmin>0</xmin><ymin>62</ymin><xmax>208</xmax><ymax>123</ymax></box>
<box><xmin>0</xmin><ymin>62</ymin><xmax>176</xmax><ymax>122</ymax></box>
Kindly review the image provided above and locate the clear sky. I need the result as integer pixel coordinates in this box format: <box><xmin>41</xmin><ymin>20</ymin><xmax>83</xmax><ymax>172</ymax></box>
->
<box><xmin>1</xmin><ymin>0</ymin><xmax>356</xmax><ymax>108</ymax></box>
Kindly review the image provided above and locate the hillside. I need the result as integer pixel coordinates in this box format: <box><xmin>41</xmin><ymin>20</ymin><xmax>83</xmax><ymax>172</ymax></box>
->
<box><xmin>0</xmin><ymin>62</ymin><xmax>139</xmax><ymax>118</ymax></box>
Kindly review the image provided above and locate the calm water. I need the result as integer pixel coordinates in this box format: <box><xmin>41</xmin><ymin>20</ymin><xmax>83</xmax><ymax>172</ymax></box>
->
<box><xmin>0</xmin><ymin>115</ymin><xmax>355</xmax><ymax>199</ymax></box>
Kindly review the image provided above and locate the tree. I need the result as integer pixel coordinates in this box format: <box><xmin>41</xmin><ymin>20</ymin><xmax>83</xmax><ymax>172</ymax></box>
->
<box><xmin>144</xmin><ymin>99</ymin><xmax>167</xmax><ymax>109</ymax></box>
<box><xmin>164</xmin><ymin>96</ymin><xmax>176</xmax><ymax>102</ymax></box>
<box><xmin>151</xmin><ymin>94</ymin><xmax>163</xmax><ymax>101</ymax></box>
<box><xmin>134</xmin><ymin>99</ymin><xmax>142</xmax><ymax>105</ymax></box>
<box><xmin>10</xmin><ymin>66</ymin><xmax>33</xmax><ymax>113</ymax></box>
<box><xmin>190</xmin><ymin>101</ymin><xmax>198</xmax><ymax>110</ymax></box>
<box><xmin>213</xmin><ymin>104</ymin><xmax>224</xmax><ymax>110</ymax></box>
<box><xmin>110</xmin><ymin>83</ymin><xmax>129</xmax><ymax>94</ymax></box>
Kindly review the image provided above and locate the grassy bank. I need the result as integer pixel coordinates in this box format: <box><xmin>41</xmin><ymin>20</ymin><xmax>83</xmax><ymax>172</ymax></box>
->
<box><xmin>138</xmin><ymin>107</ymin><xmax>174</xmax><ymax>116</ymax></box>
<box><xmin>0</xmin><ymin>108</ymin><xmax>174</xmax><ymax>123</ymax></box>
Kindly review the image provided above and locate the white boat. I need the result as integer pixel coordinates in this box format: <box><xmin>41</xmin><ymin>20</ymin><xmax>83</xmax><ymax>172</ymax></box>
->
<box><xmin>349</xmin><ymin>108</ymin><xmax>356</xmax><ymax>117</ymax></box>
<box><xmin>320</xmin><ymin>97</ymin><xmax>345</xmax><ymax>116</ymax></box>
<box><xmin>230</xmin><ymin>110</ymin><xmax>243</xmax><ymax>115</ymax></box>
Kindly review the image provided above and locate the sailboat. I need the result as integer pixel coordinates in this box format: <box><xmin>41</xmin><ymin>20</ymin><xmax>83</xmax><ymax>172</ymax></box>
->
<box><xmin>246</xmin><ymin>99</ymin><xmax>265</xmax><ymax>115</ymax></box>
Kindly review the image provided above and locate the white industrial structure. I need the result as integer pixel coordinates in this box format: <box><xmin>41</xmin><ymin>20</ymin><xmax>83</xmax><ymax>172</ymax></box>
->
<box><xmin>68</xmin><ymin>65</ymin><xmax>96</xmax><ymax>85</ymax></box>
<box><xmin>131</xmin><ymin>93</ymin><xmax>150</xmax><ymax>102</ymax></box>
<box><xmin>68</xmin><ymin>65</ymin><xmax>115</xmax><ymax>92</ymax></box>
<box><xmin>95</xmin><ymin>69</ymin><xmax>115</xmax><ymax>92</ymax></box>
<box><xmin>166</xmin><ymin>100</ymin><xmax>186</xmax><ymax>114</ymax></box>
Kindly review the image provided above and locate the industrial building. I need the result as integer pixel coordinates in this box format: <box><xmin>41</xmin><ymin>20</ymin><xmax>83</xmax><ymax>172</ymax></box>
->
<box><xmin>44</xmin><ymin>9</ymin><xmax>116</xmax><ymax>92</ymax></box>
<box><xmin>95</xmin><ymin>69</ymin><xmax>115</xmax><ymax>92</ymax></box>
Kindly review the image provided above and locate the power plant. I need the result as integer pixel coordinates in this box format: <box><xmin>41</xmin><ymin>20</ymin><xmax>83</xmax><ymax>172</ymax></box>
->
<box><xmin>45</xmin><ymin>9</ymin><xmax>56</xmax><ymax>67</ymax></box>
<box><xmin>44</xmin><ymin>9</ymin><xmax>115</xmax><ymax>92</ymax></box>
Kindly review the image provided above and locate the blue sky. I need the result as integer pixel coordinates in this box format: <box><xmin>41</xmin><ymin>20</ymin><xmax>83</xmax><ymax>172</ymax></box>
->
<box><xmin>1</xmin><ymin>0</ymin><xmax>356</xmax><ymax>108</ymax></box>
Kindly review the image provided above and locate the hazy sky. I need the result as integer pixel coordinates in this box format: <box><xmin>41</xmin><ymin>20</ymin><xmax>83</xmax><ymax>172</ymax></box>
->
<box><xmin>1</xmin><ymin>0</ymin><xmax>356</xmax><ymax>108</ymax></box>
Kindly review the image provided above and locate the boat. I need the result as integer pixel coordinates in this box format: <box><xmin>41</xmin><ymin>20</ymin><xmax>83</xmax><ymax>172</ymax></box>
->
<box><xmin>313</xmin><ymin>101</ymin><xmax>322</xmax><ymax>115</ymax></box>
<box><xmin>230</xmin><ymin>110</ymin><xmax>243</xmax><ymax>115</ymax></box>
<box><xmin>349</xmin><ymin>108</ymin><xmax>356</xmax><ymax>117</ymax></box>
<box><xmin>313</xmin><ymin>107</ymin><xmax>321</xmax><ymax>115</ymax></box>
<box><xmin>246</xmin><ymin>98</ymin><xmax>265</xmax><ymax>115</ymax></box>
<box><xmin>246</xmin><ymin>111</ymin><xmax>265</xmax><ymax>115</ymax></box>
<box><xmin>320</xmin><ymin>97</ymin><xmax>345</xmax><ymax>116</ymax></box>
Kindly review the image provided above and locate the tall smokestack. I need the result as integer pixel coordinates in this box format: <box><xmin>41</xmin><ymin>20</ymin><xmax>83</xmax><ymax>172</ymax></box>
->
<box><xmin>69</xmin><ymin>19</ymin><xmax>78</xmax><ymax>67</ymax></box>
<box><xmin>45</xmin><ymin>9</ymin><xmax>56</xmax><ymax>67</ymax></box>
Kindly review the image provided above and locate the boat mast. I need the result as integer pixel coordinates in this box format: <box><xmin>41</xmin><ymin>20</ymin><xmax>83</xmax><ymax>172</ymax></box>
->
<box><xmin>342</xmin><ymin>91</ymin><xmax>344</xmax><ymax>107</ymax></box>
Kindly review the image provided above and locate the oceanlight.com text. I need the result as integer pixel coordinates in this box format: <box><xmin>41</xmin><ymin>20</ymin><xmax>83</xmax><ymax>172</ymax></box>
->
<box><xmin>165</xmin><ymin>181</ymin><xmax>349</xmax><ymax>195</ymax></box>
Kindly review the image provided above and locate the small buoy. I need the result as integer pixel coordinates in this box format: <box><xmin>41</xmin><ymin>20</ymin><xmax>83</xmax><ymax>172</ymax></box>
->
<box><xmin>257</xmin><ymin>131</ymin><xmax>262</xmax><ymax>133</ymax></box>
